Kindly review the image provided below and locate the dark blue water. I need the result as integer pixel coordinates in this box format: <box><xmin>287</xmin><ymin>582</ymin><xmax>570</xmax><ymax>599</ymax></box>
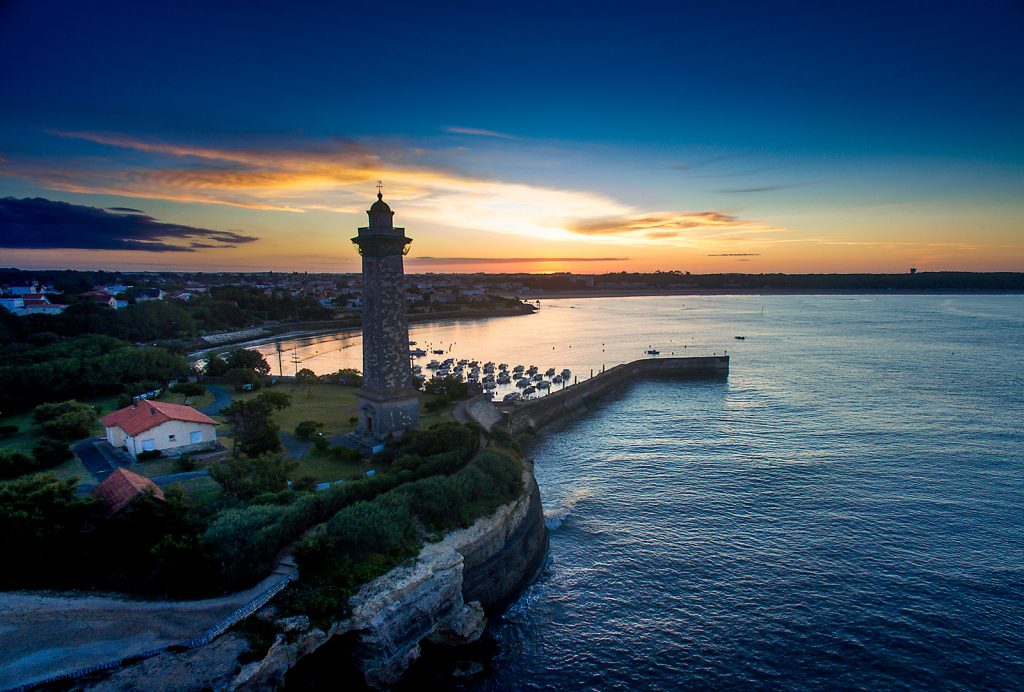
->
<box><xmin>475</xmin><ymin>295</ymin><xmax>1024</xmax><ymax>690</ymax></box>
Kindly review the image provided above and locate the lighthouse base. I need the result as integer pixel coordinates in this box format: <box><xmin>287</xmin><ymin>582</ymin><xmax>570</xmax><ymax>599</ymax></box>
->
<box><xmin>353</xmin><ymin>387</ymin><xmax>420</xmax><ymax>446</ymax></box>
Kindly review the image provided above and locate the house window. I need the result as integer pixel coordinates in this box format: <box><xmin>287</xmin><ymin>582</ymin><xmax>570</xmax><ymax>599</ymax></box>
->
<box><xmin>168</xmin><ymin>434</ymin><xmax>176</xmax><ymax>442</ymax></box>
<box><xmin>190</xmin><ymin>430</ymin><xmax>202</xmax><ymax>443</ymax></box>
<box><xmin>141</xmin><ymin>439</ymin><xmax>156</xmax><ymax>451</ymax></box>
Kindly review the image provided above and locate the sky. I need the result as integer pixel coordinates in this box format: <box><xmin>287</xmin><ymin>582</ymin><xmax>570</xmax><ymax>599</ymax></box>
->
<box><xmin>0</xmin><ymin>0</ymin><xmax>1022</xmax><ymax>274</ymax></box>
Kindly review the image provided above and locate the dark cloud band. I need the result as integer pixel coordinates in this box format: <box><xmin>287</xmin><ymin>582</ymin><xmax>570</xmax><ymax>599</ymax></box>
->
<box><xmin>0</xmin><ymin>197</ymin><xmax>257</xmax><ymax>252</ymax></box>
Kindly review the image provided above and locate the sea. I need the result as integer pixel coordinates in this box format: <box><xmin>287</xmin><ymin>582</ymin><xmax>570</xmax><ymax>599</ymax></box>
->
<box><xmin>263</xmin><ymin>294</ymin><xmax>1024</xmax><ymax>690</ymax></box>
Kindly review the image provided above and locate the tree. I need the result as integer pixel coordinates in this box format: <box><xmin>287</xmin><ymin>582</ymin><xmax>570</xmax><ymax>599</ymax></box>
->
<box><xmin>33</xmin><ymin>399</ymin><xmax>93</xmax><ymax>424</ymax></box>
<box><xmin>41</xmin><ymin>407</ymin><xmax>98</xmax><ymax>441</ymax></box>
<box><xmin>225</xmin><ymin>367</ymin><xmax>259</xmax><ymax>391</ymax></box>
<box><xmin>0</xmin><ymin>474</ymin><xmax>99</xmax><ymax>588</ymax></box>
<box><xmin>256</xmin><ymin>391</ymin><xmax>292</xmax><ymax>411</ymax></box>
<box><xmin>33</xmin><ymin>438</ymin><xmax>73</xmax><ymax>468</ymax></box>
<box><xmin>294</xmin><ymin>420</ymin><xmax>324</xmax><ymax>441</ymax></box>
<box><xmin>203</xmin><ymin>354</ymin><xmax>230</xmax><ymax>377</ymax></box>
<box><xmin>328</xmin><ymin>368</ymin><xmax>362</xmax><ymax>386</ymax></box>
<box><xmin>0</xmin><ymin>450</ymin><xmax>37</xmax><ymax>479</ymax></box>
<box><xmin>209</xmin><ymin>452</ymin><xmax>297</xmax><ymax>500</ymax></box>
<box><xmin>422</xmin><ymin>375</ymin><xmax>468</xmax><ymax>399</ymax></box>
<box><xmin>296</xmin><ymin>368</ymin><xmax>318</xmax><ymax>384</ymax></box>
<box><xmin>225</xmin><ymin>349</ymin><xmax>271</xmax><ymax>376</ymax></box>
<box><xmin>222</xmin><ymin>399</ymin><xmax>281</xmax><ymax>457</ymax></box>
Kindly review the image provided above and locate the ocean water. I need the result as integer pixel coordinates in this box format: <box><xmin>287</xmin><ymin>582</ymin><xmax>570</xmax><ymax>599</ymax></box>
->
<box><xmin>474</xmin><ymin>295</ymin><xmax>1024</xmax><ymax>691</ymax></box>
<box><xmin>268</xmin><ymin>295</ymin><xmax>1024</xmax><ymax>689</ymax></box>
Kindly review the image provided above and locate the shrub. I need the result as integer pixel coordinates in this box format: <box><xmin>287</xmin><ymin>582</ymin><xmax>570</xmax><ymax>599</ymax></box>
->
<box><xmin>489</xmin><ymin>426</ymin><xmax>521</xmax><ymax>453</ymax></box>
<box><xmin>42</xmin><ymin>408</ymin><xmax>98</xmax><ymax>441</ymax></box>
<box><xmin>209</xmin><ymin>452</ymin><xmax>298</xmax><ymax>501</ymax></box>
<box><xmin>176</xmin><ymin>454</ymin><xmax>197</xmax><ymax>472</ymax></box>
<box><xmin>329</xmin><ymin>446</ymin><xmax>361</xmax><ymax>463</ymax></box>
<box><xmin>294</xmin><ymin>420</ymin><xmax>324</xmax><ymax>441</ymax></box>
<box><xmin>170</xmin><ymin>382</ymin><xmax>206</xmax><ymax>397</ymax></box>
<box><xmin>137</xmin><ymin>449</ymin><xmax>162</xmax><ymax>462</ymax></box>
<box><xmin>33</xmin><ymin>438</ymin><xmax>73</xmax><ymax>469</ymax></box>
<box><xmin>295</xmin><ymin>368</ymin><xmax>318</xmax><ymax>384</ymax></box>
<box><xmin>0</xmin><ymin>449</ymin><xmax>37</xmax><ymax>479</ymax></box>
<box><xmin>32</xmin><ymin>400</ymin><xmax>92</xmax><ymax>424</ymax></box>
<box><xmin>292</xmin><ymin>475</ymin><xmax>318</xmax><ymax>493</ymax></box>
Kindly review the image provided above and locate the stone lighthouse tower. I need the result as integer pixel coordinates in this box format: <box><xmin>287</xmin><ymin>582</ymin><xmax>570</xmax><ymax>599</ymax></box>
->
<box><xmin>351</xmin><ymin>187</ymin><xmax>419</xmax><ymax>444</ymax></box>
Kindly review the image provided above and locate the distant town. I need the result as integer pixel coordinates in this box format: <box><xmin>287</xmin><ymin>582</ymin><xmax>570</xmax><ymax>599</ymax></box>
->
<box><xmin>3</xmin><ymin>268</ymin><xmax>1022</xmax><ymax>320</ymax></box>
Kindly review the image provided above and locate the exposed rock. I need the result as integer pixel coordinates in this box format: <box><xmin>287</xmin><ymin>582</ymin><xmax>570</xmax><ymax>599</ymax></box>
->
<box><xmin>85</xmin><ymin>460</ymin><xmax>549</xmax><ymax>691</ymax></box>
<box><xmin>429</xmin><ymin>601</ymin><xmax>486</xmax><ymax>646</ymax></box>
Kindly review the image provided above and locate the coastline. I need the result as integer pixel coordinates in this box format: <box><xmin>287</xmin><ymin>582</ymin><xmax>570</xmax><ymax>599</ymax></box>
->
<box><xmin>187</xmin><ymin>304</ymin><xmax>536</xmax><ymax>358</ymax></box>
<box><xmin>506</xmin><ymin>288</ymin><xmax>1024</xmax><ymax>300</ymax></box>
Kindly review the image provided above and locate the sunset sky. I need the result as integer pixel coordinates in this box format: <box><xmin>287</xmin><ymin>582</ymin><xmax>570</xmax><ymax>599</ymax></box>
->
<box><xmin>1</xmin><ymin>1</ymin><xmax>1022</xmax><ymax>274</ymax></box>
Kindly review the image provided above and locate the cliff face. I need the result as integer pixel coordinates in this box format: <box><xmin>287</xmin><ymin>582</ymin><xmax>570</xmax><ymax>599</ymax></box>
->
<box><xmin>238</xmin><ymin>463</ymin><xmax>548</xmax><ymax>690</ymax></box>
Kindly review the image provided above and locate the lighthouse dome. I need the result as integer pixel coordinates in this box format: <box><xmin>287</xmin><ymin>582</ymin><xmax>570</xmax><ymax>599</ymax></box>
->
<box><xmin>369</xmin><ymin>191</ymin><xmax>391</xmax><ymax>214</ymax></box>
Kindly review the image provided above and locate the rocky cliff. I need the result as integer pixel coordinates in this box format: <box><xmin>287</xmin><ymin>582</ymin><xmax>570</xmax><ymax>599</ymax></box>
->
<box><xmin>238</xmin><ymin>461</ymin><xmax>548</xmax><ymax>689</ymax></box>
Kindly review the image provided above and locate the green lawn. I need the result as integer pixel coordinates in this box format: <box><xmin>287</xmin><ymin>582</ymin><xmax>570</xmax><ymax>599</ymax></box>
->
<box><xmin>418</xmin><ymin>396</ymin><xmax>457</xmax><ymax>428</ymax></box>
<box><xmin>162</xmin><ymin>389</ymin><xmax>215</xmax><ymax>410</ymax></box>
<box><xmin>175</xmin><ymin>475</ymin><xmax>223</xmax><ymax>505</ymax></box>
<box><xmin>49</xmin><ymin>456</ymin><xmax>93</xmax><ymax>485</ymax></box>
<box><xmin>0</xmin><ymin>394</ymin><xmax>120</xmax><ymax>454</ymax></box>
<box><xmin>133</xmin><ymin>458</ymin><xmax>181</xmax><ymax>478</ymax></box>
<box><xmin>228</xmin><ymin>381</ymin><xmax>362</xmax><ymax>437</ymax></box>
<box><xmin>291</xmin><ymin>449</ymin><xmax>374</xmax><ymax>483</ymax></box>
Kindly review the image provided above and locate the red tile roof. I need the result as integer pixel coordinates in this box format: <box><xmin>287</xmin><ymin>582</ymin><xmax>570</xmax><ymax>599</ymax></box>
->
<box><xmin>100</xmin><ymin>399</ymin><xmax>218</xmax><ymax>436</ymax></box>
<box><xmin>92</xmin><ymin>467</ymin><xmax>165</xmax><ymax>515</ymax></box>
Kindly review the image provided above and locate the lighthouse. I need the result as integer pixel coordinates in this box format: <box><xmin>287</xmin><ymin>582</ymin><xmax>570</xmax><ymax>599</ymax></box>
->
<box><xmin>351</xmin><ymin>186</ymin><xmax>419</xmax><ymax>443</ymax></box>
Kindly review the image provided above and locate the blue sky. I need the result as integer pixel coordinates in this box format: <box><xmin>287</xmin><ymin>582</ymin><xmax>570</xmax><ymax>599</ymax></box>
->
<box><xmin>1</xmin><ymin>0</ymin><xmax>1022</xmax><ymax>272</ymax></box>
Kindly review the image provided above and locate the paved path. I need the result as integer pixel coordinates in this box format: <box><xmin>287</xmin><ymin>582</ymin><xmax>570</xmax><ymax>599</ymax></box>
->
<box><xmin>199</xmin><ymin>384</ymin><xmax>232</xmax><ymax>417</ymax></box>
<box><xmin>454</xmin><ymin>394</ymin><xmax>502</xmax><ymax>433</ymax></box>
<box><xmin>0</xmin><ymin>557</ymin><xmax>297</xmax><ymax>690</ymax></box>
<box><xmin>280</xmin><ymin>431</ymin><xmax>313</xmax><ymax>460</ymax></box>
<box><xmin>72</xmin><ymin>439</ymin><xmax>130</xmax><ymax>483</ymax></box>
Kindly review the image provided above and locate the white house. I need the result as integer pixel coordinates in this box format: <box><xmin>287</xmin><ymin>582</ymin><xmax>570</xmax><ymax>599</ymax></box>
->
<box><xmin>0</xmin><ymin>294</ymin><xmax>67</xmax><ymax>315</ymax></box>
<box><xmin>100</xmin><ymin>400</ymin><xmax>219</xmax><ymax>459</ymax></box>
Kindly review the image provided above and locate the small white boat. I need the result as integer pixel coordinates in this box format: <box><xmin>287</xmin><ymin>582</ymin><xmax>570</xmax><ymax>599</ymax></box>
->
<box><xmin>537</xmin><ymin>380</ymin><xmax>551</xmax><ymax>390</ymax></box>
<box><xmin>523</xmin><ymin>385</ymin><xmax>537</xmax><ymax>395</ymax></box>
<box><xmin>561</xmin><ymin>368</ymin><xmax>571</xmax><ymax>378</ymax></box>
<box><xmin>427</xmin><ymin>360</ymin><xmax>439</xmax><ymax>369</ymax></box>
<box><xmin>552</xmin><ymin>375</ymin><xmax>562</xmax><ymax>384</ymax></box>
<box><xmin>545</xmin><ymin>367</ymin><xmax>555</xmax><ymax>377</ymax></box>
<box><xmin>503</xmin><ymin>392</ymin><xmax>521</xmax><ymax>403</ymax></box>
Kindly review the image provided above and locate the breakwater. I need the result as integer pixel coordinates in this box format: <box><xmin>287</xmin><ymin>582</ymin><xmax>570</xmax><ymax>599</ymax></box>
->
<box><xmin>503</xmin><ymin>356</ymin><xmax>729</xmax><ymax>434</ymax></box>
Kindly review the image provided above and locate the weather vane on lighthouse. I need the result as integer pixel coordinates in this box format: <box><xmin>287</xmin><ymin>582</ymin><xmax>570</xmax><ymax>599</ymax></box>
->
<box><xmin>376</xmin><ymin>179</ymin><xmax>383</xmax><ymax>196</ymax></box>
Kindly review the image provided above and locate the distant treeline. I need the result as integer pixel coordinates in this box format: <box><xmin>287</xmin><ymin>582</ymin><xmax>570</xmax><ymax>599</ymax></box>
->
<box><xmin>0</xmin><ymin>284</ymin><xmax>331</xmax><ymax>345</ymax></box>
<box><xmin>0</xmin><ymin>334</ymin><xmax>190</xmax><ymax>413</ymax></box>
<box><xmin>515</xmin><ymin>271</ymin><xmax>1024</xmax><ymax>292</ymax></box>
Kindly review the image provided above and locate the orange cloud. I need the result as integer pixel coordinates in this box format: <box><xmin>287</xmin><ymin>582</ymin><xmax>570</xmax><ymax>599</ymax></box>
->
<box><xmin>6</xmin><ymin>130</ymin><xmax>789</xmax><ymax>250</ymax></box>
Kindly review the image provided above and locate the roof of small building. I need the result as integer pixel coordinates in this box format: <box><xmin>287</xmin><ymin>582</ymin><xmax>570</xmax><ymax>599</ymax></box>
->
<box><xmin>92</xmin><ymin>467</ymin><xmax>165</xmax><ymax>515</ymax></box>
<box><xmin>101</xmin><ymin>399</ymin><xmax>218</xmax><ymax>436</ymax></box>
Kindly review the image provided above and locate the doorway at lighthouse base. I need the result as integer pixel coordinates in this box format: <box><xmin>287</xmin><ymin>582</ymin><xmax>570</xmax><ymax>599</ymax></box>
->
<box><xmin>354</xmin><ymin>388</ymin><xmax>420</xmax><ymax>446</ymax></box>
